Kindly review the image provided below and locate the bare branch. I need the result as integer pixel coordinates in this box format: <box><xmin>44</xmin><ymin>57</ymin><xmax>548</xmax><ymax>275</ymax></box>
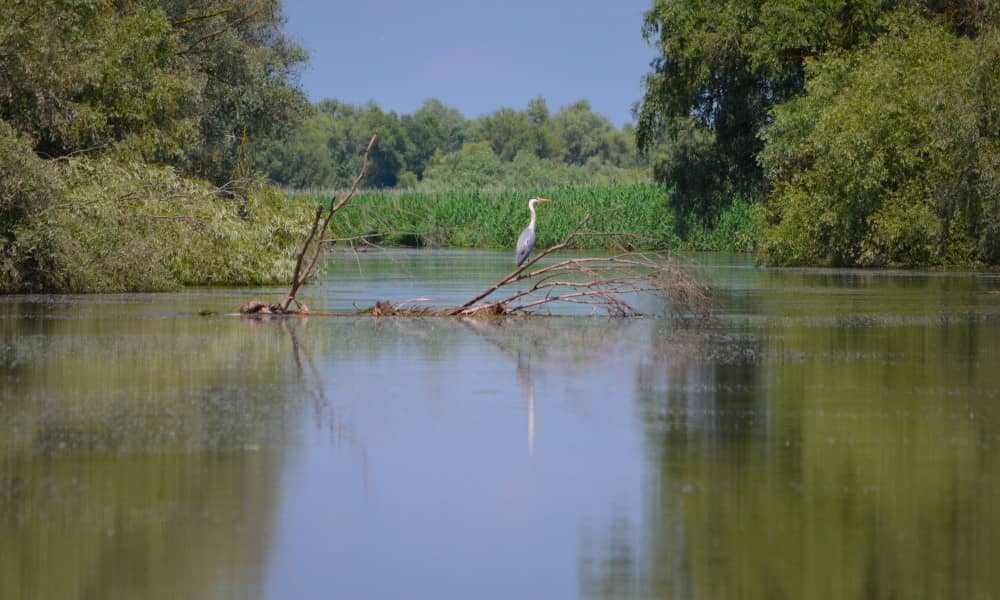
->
<box><xmin>446</xmin><ymin>210</ymin><xmax>707</xmax><ymax>318</ymax></box>
<box><xmin>446</xmin><ymin>208</ymin><xmax>617</xmax><ymax>315</ymax></box>
<box><xmin>241</xmin><ymin>192</ymin><xmax>709</xmax><ymax>320</ymax></box>
<box><xmin>280</xmin><ymin>205</ymin><xmax>324</xmax><ymax>310</ymax></box>
<box><xmin>277</xmin><ymin>132</ymin><xmax>377</xmax><ymax>312</ymax></box>
<box><xmin>297</xmin><ymin>134</ymin><xmax>377</xmax><ymax>278</ymax></box>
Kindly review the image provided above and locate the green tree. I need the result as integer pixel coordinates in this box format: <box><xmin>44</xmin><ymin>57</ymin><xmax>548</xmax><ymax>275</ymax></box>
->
<box><xmin>758</xmin><ymin>14</ymin><xmax>1000</xmax><ymax>266</ymax></box>
<box><xmin>420</xmin><ymin>141</ymin><xmax>506</xmax><ymax>189</ymax></box>
<box><xmin>473</xmin><ymin>108</ymin><xmax>534</xmax><ymax>161</ymax></box>
<box><xmin>524</xmin><ymin>96</ymin><xmax>565</xmax><ymax>160</ymax></box>
<box><xmin>256</xmin><ymin>107</ymin><xmax>338</xmax><ymax>188</ymax></box>
<box><xmin>159</xmin><ymin>0</ymin><xmax>307</xmax><ymax>183</ymax></box>
<box><xmin>401</xmin><ymin>99</ymin><xmax>467</xmax><ymax>178</ymax></box>
<box><xmin>258</xmin><ymin>96</ymin><xmax>646</xmax><ymax>190</ymax></box>
<box><xmin>0</xmin><ymin>1</ymin><xmax>198</xmax><ymax>162</ymax></box>
<box><xmin>0</xmin><ymin>121</ymin><xmax>63</xmax><ymax>291</ymax></box>
<box><xmin>316</xmin><ymin>100</ymin><xmax>412</xmax><ymax>188</ymax></box>
<box><xmin>0</xmin><ymin>0</ymin><xmax>306</xmax><ymax>184</ymax></box>
<box><xmin>0</xmin><ymin>0</ymin><xmax>310</xmax><ymax>291</ymax></box>
<box><xmin>551</xmin><ymin>100</ymin><xmax>616</xmax><ymax>166</ymax></box>
<box><xmin>636</xmin><ymin>0</ymin><xmax>904</xmax><ymax>221</ymax></box>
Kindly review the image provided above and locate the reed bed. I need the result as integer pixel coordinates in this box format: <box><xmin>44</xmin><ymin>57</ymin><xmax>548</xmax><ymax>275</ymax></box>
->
<box><xmin>290</xmin><ymin>183</ymin><xmax>755</xmax><ymax>252</ymax></box>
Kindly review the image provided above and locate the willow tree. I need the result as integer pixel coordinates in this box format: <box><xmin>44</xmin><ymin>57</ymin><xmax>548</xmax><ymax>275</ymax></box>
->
<box><xmin>635</xmin><ymin>0</ymin><xmax>907</xmax><ymax>223</ymax></box>
<box><xmin>759</xmin><ymin>14</ymin><xmax>1000</xmax><ymax>266</ymax></box>
<box><xmin>0</xmin><ymin>0</ymin><xmax>310</xmax><ymax>292</ymax></box>
<box><xmin>0</xmin><ymin>0</ymin><xmax>305</xmax><ymax>184</ymax></box>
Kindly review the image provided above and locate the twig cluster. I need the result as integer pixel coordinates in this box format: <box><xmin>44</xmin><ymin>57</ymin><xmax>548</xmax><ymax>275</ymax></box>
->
<box><xmin>446</xmin><ymin>252</ymin><xmax>705</xmax><ymax>317</ymax></box>
<box><xmin>442</xmin><ymin>210</ymin><xmax>706</xmax><ymax>317</ymax></box>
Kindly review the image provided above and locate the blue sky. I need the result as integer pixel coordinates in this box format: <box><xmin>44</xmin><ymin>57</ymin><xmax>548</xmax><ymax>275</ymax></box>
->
<box><xmin>281</xmin><ymin>0</ymin><xmax>657</xmax><ymax>127</ymax></box>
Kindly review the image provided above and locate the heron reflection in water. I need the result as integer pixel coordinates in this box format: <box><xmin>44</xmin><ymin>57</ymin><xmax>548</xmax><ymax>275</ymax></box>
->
<box><xmin>460</xmin><ymin>318</ymin><xmax>538</xmax><ymax>454</ymax></box>
<box><xmin>516</xmin><ymin>351</ymin><xmax>536</xmax><ymax>455</ymax></box>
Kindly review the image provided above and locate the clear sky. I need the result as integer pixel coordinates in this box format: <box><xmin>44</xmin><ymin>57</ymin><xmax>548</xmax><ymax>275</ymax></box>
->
<box><xmin>281</xmin><ymin>0</ymin><xmax>657</xmax><ymax>128</ymax></box>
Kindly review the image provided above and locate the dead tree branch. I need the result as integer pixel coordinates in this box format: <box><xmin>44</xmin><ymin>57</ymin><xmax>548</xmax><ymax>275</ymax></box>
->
<box><xmin>241</xmin><ymin>191</ymin><xmax>709</xmax><ymax>319</ymax></box>
<box><xmin>446</xmin><ymin>209</ymin><xmax>614</xmax><ymax>315</ymax></box>
<box><xmin>442</xmin><ymin>208</ymin><xmax>707</xmax><ymax>318</ymax></box>
<box><xmin>449</xmin><ymin>251</ymin><xmax>706</xmax><ymax>318</ymax></box>
<box><xmin>279</xmin><ymin>132</ymin><xmax>378</xmax><ymax>312</ymax></box>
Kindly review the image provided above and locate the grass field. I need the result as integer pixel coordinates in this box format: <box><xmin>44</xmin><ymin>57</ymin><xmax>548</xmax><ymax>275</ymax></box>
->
<box><xmin>290</xmin><ymin>183</ymin><xmax>756</xmax><ymax>253</ymax></box>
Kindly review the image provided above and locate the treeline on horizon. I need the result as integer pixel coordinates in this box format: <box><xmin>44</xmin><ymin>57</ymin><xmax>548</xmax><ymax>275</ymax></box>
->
<box><xmin>256</xmin><ymin>97</ymin><xmax>650</xmax><ymax>191</ymax></box>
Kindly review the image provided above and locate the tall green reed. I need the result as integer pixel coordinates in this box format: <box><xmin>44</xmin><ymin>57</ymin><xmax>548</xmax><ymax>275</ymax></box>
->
<box><xmin>289</xmin><ymin>184</ymin><xmax>755</xmax><ymax>252</ymax></box>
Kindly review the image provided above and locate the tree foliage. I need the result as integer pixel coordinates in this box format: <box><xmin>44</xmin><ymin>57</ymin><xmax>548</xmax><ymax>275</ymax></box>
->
<box><xmin>636</xmin><ymin>0</ymin><xmax>915</xmax><ymax>221</ymax></box>
<box><xmin>759</xmin><ymin>14</ymin><xmax>1000</xmax><ymax>266</ymax></box>
<box><xmin>418</xmin><ymin>142</ymin><xmax>645</xmax><ymax>191</ymax></box>
<box><xmin>43</xmin><ymin>158</ymin><xmax>308</xmax><ymax>292</ymax></box>
<box><xmin>401</xmin><ymin>99</ymin><xmax>467</xmax><ymax>177</ymax></box>
<box><xmin>0</xmin><ymin>0</ymin><xmax>310</xmax><ymax>292</ymax></box>
<box><xmin>162</xmin><ymin>0</ymin><xmax>307</xmax><ymax>184</ymax></box>
<box><xmin>0</xmin><ymin>122</ymin><xmax>64</xmax><ymax>291</ymax></box>
<box><xmin>0</xmin><ymin>0</ymin><xmax>305</xmax><ymax>184</ymax></box>
<box><xmin>638</xmin><ymin>0</ymin><xmax>1000</xmax><ymax>265</ymax></box>
<box><xmin>258</xmin><ymin>96</ymin><xmax>645</xmax><ymax>190</ymax></box>
<box><xmin>0</xmin><ymin>144</ymin><xmax>309</xmax><ymax>293</ymax></box>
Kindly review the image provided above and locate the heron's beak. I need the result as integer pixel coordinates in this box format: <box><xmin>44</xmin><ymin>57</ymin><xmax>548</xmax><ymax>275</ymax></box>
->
<box><xmin>539</xmin><ymin>197</ymin><xmax>551</xmax><ymax>203</ymax></box>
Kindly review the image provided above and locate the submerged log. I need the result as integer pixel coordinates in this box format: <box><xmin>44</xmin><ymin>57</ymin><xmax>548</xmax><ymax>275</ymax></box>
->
<box><xmin>239</xmin><ymin>299</ymin><xmax>302</xmax><ymax>315</ymax></box>
<box><xmin>239</xmin><ymin>299</ymin><xmax>270</xmax><ymax>314</ymax></box>
<box><xmin>355</xmin><ymin>300</ymin><xmax>437</xmax><ymax>317</ymax></box>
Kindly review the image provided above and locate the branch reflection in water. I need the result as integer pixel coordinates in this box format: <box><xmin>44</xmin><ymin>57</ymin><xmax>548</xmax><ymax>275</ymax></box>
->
<box><xmin>252</xmin><ymin>315</ymin><xmax>373</xmax><ymax>499</ymax></box>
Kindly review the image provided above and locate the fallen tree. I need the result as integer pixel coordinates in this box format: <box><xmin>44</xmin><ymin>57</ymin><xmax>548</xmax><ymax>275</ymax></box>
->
<box><xmin>240</xmin><ymin>134</ymin><xmax>709</xmax><ymax>318</ymax></box>
<box><xmin>441</xmin><ymin>210</ymin><xmax>706</xmax><ymax>317</ymax></box>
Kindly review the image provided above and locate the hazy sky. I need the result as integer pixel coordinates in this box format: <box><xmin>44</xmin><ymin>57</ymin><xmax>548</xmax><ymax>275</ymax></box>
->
<box><xmin>281</xmin><ymin>0</ymin><xmax>657</xmax><ymax>127</ymax></box>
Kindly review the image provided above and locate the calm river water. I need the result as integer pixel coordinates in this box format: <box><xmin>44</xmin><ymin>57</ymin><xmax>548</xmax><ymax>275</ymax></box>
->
<box><xmin>2</xmin><ymin>250</ymin><xmax>999</xmax><ymax>599</ymax></box>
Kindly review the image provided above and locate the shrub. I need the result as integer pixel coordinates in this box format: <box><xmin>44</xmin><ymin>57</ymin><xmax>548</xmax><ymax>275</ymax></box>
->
<box><xmin>3</xmin><ymin>152</ymin><xmax>311</xmax><ymax>293</ymax></box>
<box><xmin>0</xmin><ymin>121</ymin><xmax>64</xmax><ymax>292</ymax></box>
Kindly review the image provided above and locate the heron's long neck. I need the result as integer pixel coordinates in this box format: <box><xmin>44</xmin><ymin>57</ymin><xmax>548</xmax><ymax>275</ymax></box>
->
<box><xmin>528</xmin><ymin>203</ymin><xmax>537</xmax><ymax>230</ymax></box>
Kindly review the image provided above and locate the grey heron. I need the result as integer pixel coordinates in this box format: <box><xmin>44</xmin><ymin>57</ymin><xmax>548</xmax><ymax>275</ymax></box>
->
<box><xmin>515</xmin><ymin>197</ymin><xmax>551</xmax><ymax>266</ymax></box>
